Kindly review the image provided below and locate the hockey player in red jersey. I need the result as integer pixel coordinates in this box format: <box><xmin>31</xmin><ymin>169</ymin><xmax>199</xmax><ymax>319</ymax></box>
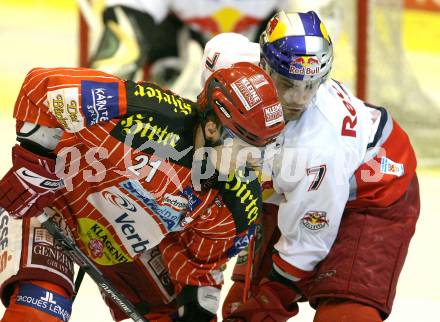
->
<box><xmin>0</xmin><ymin>62</ymin><xmax>284</xmax><ymax>322</ymax></box>
<box><xmin>200</xmin><ymin>11</ymin><xmax>420</xmax><ymax>322</ymax></box>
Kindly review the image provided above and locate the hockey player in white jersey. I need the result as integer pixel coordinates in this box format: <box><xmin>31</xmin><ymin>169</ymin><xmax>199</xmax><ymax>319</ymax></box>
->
<box><xmin>199</xmin><ymin>11</ymin><xmax>420</xmax><ymax>322</ymax></box>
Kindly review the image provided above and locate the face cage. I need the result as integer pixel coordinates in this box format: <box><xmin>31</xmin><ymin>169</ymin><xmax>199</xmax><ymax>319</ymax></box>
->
<box><xmin>264</xmin><ymin>65</ymin><xmax>322</xmax><ymax>108</ymax></box>
<box><xmin>219</xmin><ymin>127</ymin><xmax>277</xmax><ymax>169</ymax></box>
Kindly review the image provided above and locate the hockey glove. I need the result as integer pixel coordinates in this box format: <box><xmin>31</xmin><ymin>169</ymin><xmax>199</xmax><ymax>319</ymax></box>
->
<box><xmin>0</xmin><ymin>145</ymin><xmax>63</xmax><ymax>218</ymax></box>
<box><xmin>176</xmin><ymin>285</ymin><xmax>220</xmax><ymax>322</ymax></box>
<box><xmin>223</xmin><ymin>280</ymin><xmax>300</xmax><ymax>322</ymax></box>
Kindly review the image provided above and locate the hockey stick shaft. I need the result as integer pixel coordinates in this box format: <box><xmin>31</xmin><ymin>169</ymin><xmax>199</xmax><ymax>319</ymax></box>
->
<box><xmin>242</xmin><ymin>230</ymin><xmax>256</xmax><ymax>304</ymax></box>
<box><xmin>0</xmin><ymin>206</ymin><xmax>147</xmax><ymax>322</ymax></box>
<box><xmin>35</xmin><ymin>212</ymin><xmax>149</xmax><ymax>322</ymax></box>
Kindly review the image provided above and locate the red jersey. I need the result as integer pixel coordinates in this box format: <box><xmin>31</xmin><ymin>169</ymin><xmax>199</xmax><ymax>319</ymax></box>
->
<box><xmin>13</xmin><ymin>67</ymin><xmax>261</xmax><ymax>297</ymax></box>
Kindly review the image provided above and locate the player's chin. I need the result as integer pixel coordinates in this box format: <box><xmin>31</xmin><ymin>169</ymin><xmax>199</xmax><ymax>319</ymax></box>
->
<box><xmin>283</xmin><ymin>108</ymin><xmax>304</xmax><ymax>121</ymax></box>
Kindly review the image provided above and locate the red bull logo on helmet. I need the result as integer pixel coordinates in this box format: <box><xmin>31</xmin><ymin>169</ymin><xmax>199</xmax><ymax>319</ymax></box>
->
<box><xmin>267</xmin><ymin>16</ymin><xmax>279</xmax><ymax>35</ymax></box>
<box><xmin>289</xmin><ymin>56</ymin><xmax>321</xmax><ymax>76</ymax></box>
<box><xmin>266</xmin><ymin>14</ymin><xmax>289</xmax><ymax>43</ymax></box>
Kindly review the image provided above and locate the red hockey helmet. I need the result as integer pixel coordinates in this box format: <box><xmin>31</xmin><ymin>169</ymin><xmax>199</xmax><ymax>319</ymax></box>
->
<box><xmin>198</xmin><ymin>62</ymin><xmax>285</xmax><ymax>147</ymax></box>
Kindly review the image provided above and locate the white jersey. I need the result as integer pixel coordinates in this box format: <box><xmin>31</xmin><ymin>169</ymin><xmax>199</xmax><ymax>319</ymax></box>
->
<box><xmin>266</xmin><ymin>79</ymin><xmax>380</xmax><ymax>273</ymax></box>
<box><xmin>106</xmin><ymin>0</ymin><xmax>288</xmax><ymax>39</ymax></box>
<box><xmin>198</xmin><ymin>32</ymin><xmax>416</xmax><ymax>283</ymax></box>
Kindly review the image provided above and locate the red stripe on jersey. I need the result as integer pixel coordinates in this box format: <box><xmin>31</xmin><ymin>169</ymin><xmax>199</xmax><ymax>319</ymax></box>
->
<box><xmin>160</xmin><ymin>204</ymin><xmax>238</xmax><ymax>292</ymax></box>
<box><xmin>272</xmin><ymin>253</ymin><xmax>313</xmax><ymax>281</ymax></box>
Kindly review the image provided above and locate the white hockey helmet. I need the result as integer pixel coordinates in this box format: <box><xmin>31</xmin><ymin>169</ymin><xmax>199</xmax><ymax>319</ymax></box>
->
<box><xmin>200</xmin><ymin>33</ymin><xmax>260</xmax><ymax>86</ymax></box>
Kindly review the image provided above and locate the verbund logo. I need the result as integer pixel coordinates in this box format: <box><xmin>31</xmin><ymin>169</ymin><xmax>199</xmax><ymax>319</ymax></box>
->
<box><xmin>81</xmin><ymin>81</ymin><xmax>119</xmax><ymax>126</ymax></box>
<box><xmin>87</xmin><ymin>186</ymin><xmax>165</xmax><ymax>257</ymax></box>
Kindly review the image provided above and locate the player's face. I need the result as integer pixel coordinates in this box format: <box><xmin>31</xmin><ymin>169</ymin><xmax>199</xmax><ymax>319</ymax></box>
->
<box><xmin>214</xmin><ymin>127</ymin><xmax>267</xmax><ymax>174</ymax></box>
<box><xmin>269</xmin><ymin>72</ymin><xmax>321</xmax><ymax>121</ymax></box>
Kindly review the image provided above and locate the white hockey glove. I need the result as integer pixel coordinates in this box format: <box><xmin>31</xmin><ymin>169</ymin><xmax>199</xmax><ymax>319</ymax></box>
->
<box><xmin>176</xmin><ymin>285</ymin><xmax>220</xmax><ymax>322</ymax></box>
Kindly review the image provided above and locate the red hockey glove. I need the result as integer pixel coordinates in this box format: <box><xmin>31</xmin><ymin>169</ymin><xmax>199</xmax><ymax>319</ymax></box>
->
<box><xmin>223</xmin><ymin>281</ymin><xmax>246</xmax><ymax>318</ymax></box>
<box><xmin>223</xmin><ymin>281</ymin><xmax>300</xmax><ymax>322</ymax></box>
<box><xmin>0</xmin><ymin>145</ymin><xmax>63</xmax><ymax>218</ymax></box>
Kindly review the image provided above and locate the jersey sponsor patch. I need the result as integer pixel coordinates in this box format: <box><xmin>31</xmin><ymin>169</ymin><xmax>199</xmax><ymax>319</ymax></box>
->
<box><xmin>181</xmin><ymin>186</ymin><xmax>202</xmax><ymax>212</ymax></box>
<box><xmin>16</xmin><ymin>283</ymin><xmax>72</xmax><ymax>322</ymax></box>
<box><xmin>120</xmin><ymin>180</ymin><xmax>184</xmax><ymax>232</ymax></box>
<box><xmin>236</xmin><ymin>223</ymin><xmax>263</xmax><ymax>265</ymax></box>
<box><xmin>0</xmin><ymin>211</ymin><xmax>20</xmax><ymax>279</ymax></box>
<box><xmin>380</xmin><ymin>157</ymin><xmax>404</xmax><ymax>177</ymax></box>
<box><xmin>28</xmin><ymin>213</ymin><xmax>75</xmax><ymax>285</ymax></box>
<box><xmin>163</xmin><ymin>193</ymin><xmax>188</xmax><ymax>211</ymax></box>
<box><xmin>178</xmin><ymin>215</ymin><xmax>194</xmax><ymax>229</ymax></box>
<box><xmin>263</xmin><ymin>103</ymin><xmax>283</xmax><ymax>127</ymax></box>
<box><xmin>223</xmin><ymin>169</ymin><xmax>261</xmax><ymax>230</ymax></box>
<box><xmin>77</xmin><ymin>218</ymin><xmax>132</xmax><ymax>266</ymax></box>
<box><xmin>227</xmin><ymin>224</ymin><xmax>256</xmax><ymax>258</ymax></box>
<box><xmin>132</xmin><ymin>82</ymin><xmax>193</xmax><ymax>115</ymax></box>
<box><xmin>138</xmin><ymin>246</ymin><xmax>175</xmax><ymax>302</ymax></box>
<box><xmin>87</xmin><ymin>186</ymin><xmax>166</xmax><ymax>256</ymax></box>
<box><xmin>301</xmin><ymin>211</ymin><xmax>328</xmax><ymax>231</ymax></box>
<box><xmin>231</xmin><ymin>76</ymin><xmax>262</xmax><ymax>110</ymax></box>
<box><xmin>81</xmin><ymin>81</ymin><xmax>119</xmax><ymax>126</ymax></box>
<box><xmin>111</xmin><ymin>113</ymin><xmax>181</xmax><ymax>149</ymax></box>
<box><xmin>47</xmin><ymin>87</ymin><xmax>84</xmax><ymax>132</ymax></box>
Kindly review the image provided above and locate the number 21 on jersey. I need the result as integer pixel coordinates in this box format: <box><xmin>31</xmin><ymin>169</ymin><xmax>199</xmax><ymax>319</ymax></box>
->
<box><xmin>127</xmin><ymin>155</ymin><xmax>162</xmax><ymax>182</ymax></box>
